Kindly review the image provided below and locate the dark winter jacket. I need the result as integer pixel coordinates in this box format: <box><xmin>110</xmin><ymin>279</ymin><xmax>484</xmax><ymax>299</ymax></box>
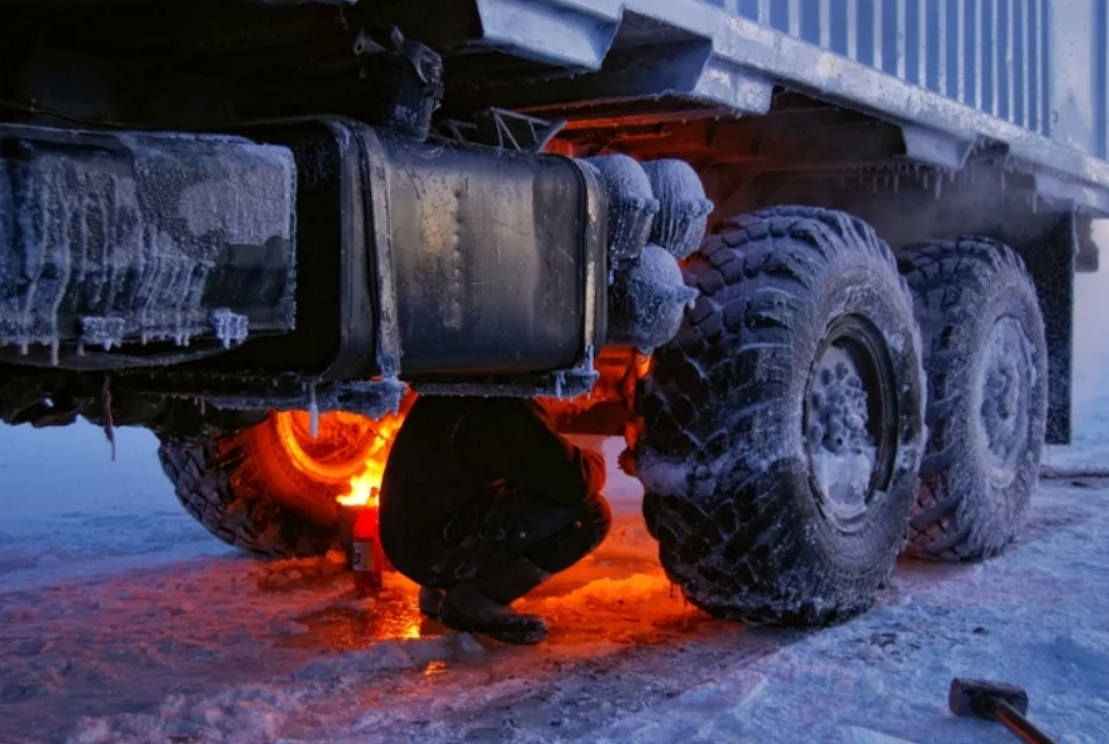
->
<box><xmin>379</xmin><ymin>396</ymin><xmax>606</xmax><ymax>574</ymax></box>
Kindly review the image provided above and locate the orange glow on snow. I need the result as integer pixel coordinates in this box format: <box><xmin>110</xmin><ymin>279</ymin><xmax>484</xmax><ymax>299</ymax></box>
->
<box><xmin>403</xmin><ymin>619</ymin><xmax>422</xmax><ymax>640</ymax></box>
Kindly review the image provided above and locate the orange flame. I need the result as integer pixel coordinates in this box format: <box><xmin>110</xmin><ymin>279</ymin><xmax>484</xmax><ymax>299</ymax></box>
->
<box><xmin>336</xmin><ymin>408</ymin><xmax>408</xmax><ymax>508</ymax></box>
<box><xmin>271</xmin><ymin>395</ymin><xmax>413</xmax><ymax>511</ymax></box>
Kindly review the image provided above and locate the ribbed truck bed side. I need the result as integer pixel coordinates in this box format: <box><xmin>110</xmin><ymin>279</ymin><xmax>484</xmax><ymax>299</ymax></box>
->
<box><xmin>462</xmin><ymin>0</ymin><xmax>1109</xmax><ymax>212</ymax></box>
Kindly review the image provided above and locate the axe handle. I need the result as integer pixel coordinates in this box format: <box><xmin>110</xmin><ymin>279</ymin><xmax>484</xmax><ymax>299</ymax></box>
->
<box><xmin>992</xmin><ymin>700</ymin><xmax>1059</xmax><ymax>744</ymax></box>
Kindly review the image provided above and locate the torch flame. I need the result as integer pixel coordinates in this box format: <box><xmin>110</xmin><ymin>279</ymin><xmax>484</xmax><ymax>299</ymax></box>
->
<box><xmin>271</xmin><ymin>395</ymin><xmax>413</xmax><ymax>511</ymax></box>
<box><xmin>338</xmin><ymin>467</ymin><xmax>383</xmax><ymax>508</ymax></box>
<box><xmin>336</xmin><ymin>410</ymin><xmax>407</xmax><ymax>508</ymax></box>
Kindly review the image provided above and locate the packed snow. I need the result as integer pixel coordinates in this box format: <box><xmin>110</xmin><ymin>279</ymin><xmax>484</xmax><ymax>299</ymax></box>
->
<box><xmin>4</xmin><ymin>269</ymin><xmax>1109</xmax><ymax>744</ymax></box>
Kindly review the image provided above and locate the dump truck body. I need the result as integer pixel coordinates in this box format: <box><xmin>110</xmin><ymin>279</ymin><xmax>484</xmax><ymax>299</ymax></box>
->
<box><xmin>349</xmin><ymin>0</ymin><xmax>1109</xmax><ymax>210</ymax></box>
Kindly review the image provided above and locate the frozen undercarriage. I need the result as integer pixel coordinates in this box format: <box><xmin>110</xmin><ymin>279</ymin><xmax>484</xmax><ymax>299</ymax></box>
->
<box><xmin>1</xmin><ymin>0</ymin><xmax>1105</xmax><ymax>627</ymax></box>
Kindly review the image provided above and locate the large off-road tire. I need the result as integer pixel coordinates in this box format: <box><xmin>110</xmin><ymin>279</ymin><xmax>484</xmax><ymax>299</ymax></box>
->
<box><xmin>158</xmin><ymin>407</ymin><xmax>404</xmax><ymax>559</ymax></box>
<box><xmin>636</xmin><ymin>207</ymin><xmax>927</xmax><ymax>628</ymax></box>
<box><xmin>899</xmin><ymin>238</ymin><xmax>1048</xmax><ymax>561</ymax></box>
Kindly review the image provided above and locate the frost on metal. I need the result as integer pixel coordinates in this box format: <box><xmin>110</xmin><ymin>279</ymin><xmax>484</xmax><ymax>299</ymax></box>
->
<box><xmin>606</xmin><ymin>243</ymin><xmax>697</xmax><ymax>350</ymax></box>
<box><xmin>209</xmin><ymin>309</ymin><xmax>249</xmax><ymax>349</ymax></box>
<box><xmin>79</xmin><ymin>316</ymin><xmax>128</xmax><ymax>352</ymax></box>
<box><xmin>315</xmin><ymin>379</ymin><xmax>408</xmax><ymax>420</ymax></box>
<box><xmin>642</xmin><ymin>160</ymin><xmax>713</xmax><ymax>260</ymax></box>
<box><xmin>594</xmin><ymin>157</ymin><xmax>707</xmax><ymax>350</ymax></box>
<box><xmin>583</xmin><ymin>155</ymin><xmax>659</xmax><ymax>268</ymax></box>
<box><xmin>0</xmin><ymin>128</ymin><xmax>296</xmax><ymax>356</ymax></box>
<box><xmin>807</xmin><ymin>347</ymin><xmax>878</xmax><ymax>509</ymax></box>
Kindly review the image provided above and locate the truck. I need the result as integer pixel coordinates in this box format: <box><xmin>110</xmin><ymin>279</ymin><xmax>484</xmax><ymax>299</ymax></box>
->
<box><xmin>1</xmin><ymin>0</ymin><xmax>1105</xmax><ymax>628</ymax></box>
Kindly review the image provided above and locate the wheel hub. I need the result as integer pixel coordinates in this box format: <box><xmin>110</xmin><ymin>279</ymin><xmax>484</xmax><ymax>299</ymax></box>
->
<box><xmin>979</xmin><ymin>316</ymin><xmax>1033</xmax><ymax>485</ymax></box>
<box><xmin>805</xmin><ymin>316</ymin><xmax>898</xmax><ymax>531</ymax></box>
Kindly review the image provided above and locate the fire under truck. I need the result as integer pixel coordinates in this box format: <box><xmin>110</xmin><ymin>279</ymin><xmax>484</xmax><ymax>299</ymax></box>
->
<box><xmin>3</xmin><ymin>0</ymin><xmax>1107</xmax><ymax>627</ymax></box>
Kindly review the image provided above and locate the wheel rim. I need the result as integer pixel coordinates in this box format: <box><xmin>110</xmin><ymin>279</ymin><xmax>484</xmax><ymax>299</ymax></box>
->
<box><xmin>804</xmin><ymin>315</ymin><xmax>899</xmax><ymax>533</ymax></box>
<box><xmin>272</xmin><ymin>411</ymin><xmax>386</xmax><ymax>484</ymax></box>
<box><xmin>978</xmin><ymin>316</ymin><xmax>1034</xmax><ymax>487</ymax></box>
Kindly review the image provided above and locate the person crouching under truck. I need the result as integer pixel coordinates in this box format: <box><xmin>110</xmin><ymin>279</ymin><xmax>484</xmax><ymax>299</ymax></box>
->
<box><xmin>379</xmin><ymin>396</ymin><xmax>610</xmax><ymax>645</ymax></box>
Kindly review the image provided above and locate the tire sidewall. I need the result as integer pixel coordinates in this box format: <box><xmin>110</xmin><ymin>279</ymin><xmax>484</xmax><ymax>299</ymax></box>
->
<box><xmin>930</xmin><ymin>266</ymin><xmax>1048</xmax><ymax>544</ymax></box>
<box><xmin>239</xmin><ymin>416</ymin><xmax>346</xmax><ymax>528</ymax></box>
<box><xmin>743</xmin><ymin>253</ymin><xmax>926</xmax><ymax>578</ymax></box>
<box><xmin>637</xmin><ymin>209</ymin><xmax>928</xmax><ymax>624</ymax></box>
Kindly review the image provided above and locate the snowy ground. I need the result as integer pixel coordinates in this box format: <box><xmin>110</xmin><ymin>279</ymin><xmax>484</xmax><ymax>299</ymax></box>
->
<box><xmin>4</xmin><ymin>432</ymin><xmax>1109</xmax><ymax>744</ymax></box>
<box><xmin>4</xmin><ymin>270</ymin><xmax>1109</xmax><ymax>744</ymax></box>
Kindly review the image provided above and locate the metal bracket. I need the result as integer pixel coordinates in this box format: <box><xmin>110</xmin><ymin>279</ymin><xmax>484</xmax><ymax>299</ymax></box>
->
<box><xmin>412</xmin><ymin>347</ymin><xmax>598</xmax><ymax>399</ymax></box>
<box><xmin>147</xmin><ymin>373</ymin><xmax>408</xmax><ymax>420</ymax></box>
<box><xmin>443</xmin><ymin>108</ymin><xmax>566</xmax><ymax>154</ymax></box>
<box><xmin>353</xmin><ymin>124</ymin><xmax>403</xmax><ymax>380</ymax></box>
<box><xmin>353</xmin><ymin>26</ymin><xmax>443</xmax><ymax>140</ymax></box>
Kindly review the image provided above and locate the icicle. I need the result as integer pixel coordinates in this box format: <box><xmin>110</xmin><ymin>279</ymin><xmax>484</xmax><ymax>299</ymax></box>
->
<box><xmin>50</xmin><ymin>339</ymin><xmax>59</xmax><ymax>367</ymax></box>
<box><xmin>102</xmin><ymin>376</ymin><xmax>117</xmax><ymax>462</ymax></box>
<box><xmin>199</xmin><ymin>398</ymin><xmax>206</xmax><ymax>416</ymax></box>
<box><xmin>934</xmin><ymin>174</ymin><xmax>943</xmax><ymax>200</ymax></box>
<box><xmin>309</xmin><ymin>385</ymin><xmax>320</xmax><ymax>439</ymax></box>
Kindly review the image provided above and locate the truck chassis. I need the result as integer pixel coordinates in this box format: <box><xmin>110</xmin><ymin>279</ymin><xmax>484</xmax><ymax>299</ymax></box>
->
<box><xmin>1</xmin><ymin>0</ymin><xmax>1102</xmax><ymax>627</ymax></box>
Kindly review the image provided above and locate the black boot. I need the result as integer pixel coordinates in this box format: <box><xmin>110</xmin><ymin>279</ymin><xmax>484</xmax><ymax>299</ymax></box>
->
<box><xmin>433</xmin><ymin>556</ymin><xmax>552</xmax><ymax>644</ymax></box>
<box><xmin>418</xmin><ymin>586</ymin><xmax>446</xmax><ymax>618</ymax></box>
<box><xmin>438</xmin><ymin>583</ymin><xmax>549</xmax><ymax>645</ymax></box>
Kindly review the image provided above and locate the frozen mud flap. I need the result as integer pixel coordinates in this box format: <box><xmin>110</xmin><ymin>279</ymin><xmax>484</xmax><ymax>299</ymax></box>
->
<box><xmin>0</xmin><ymin>124</ymin><xmax>296</xmax><ymax>368</ymax></box>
